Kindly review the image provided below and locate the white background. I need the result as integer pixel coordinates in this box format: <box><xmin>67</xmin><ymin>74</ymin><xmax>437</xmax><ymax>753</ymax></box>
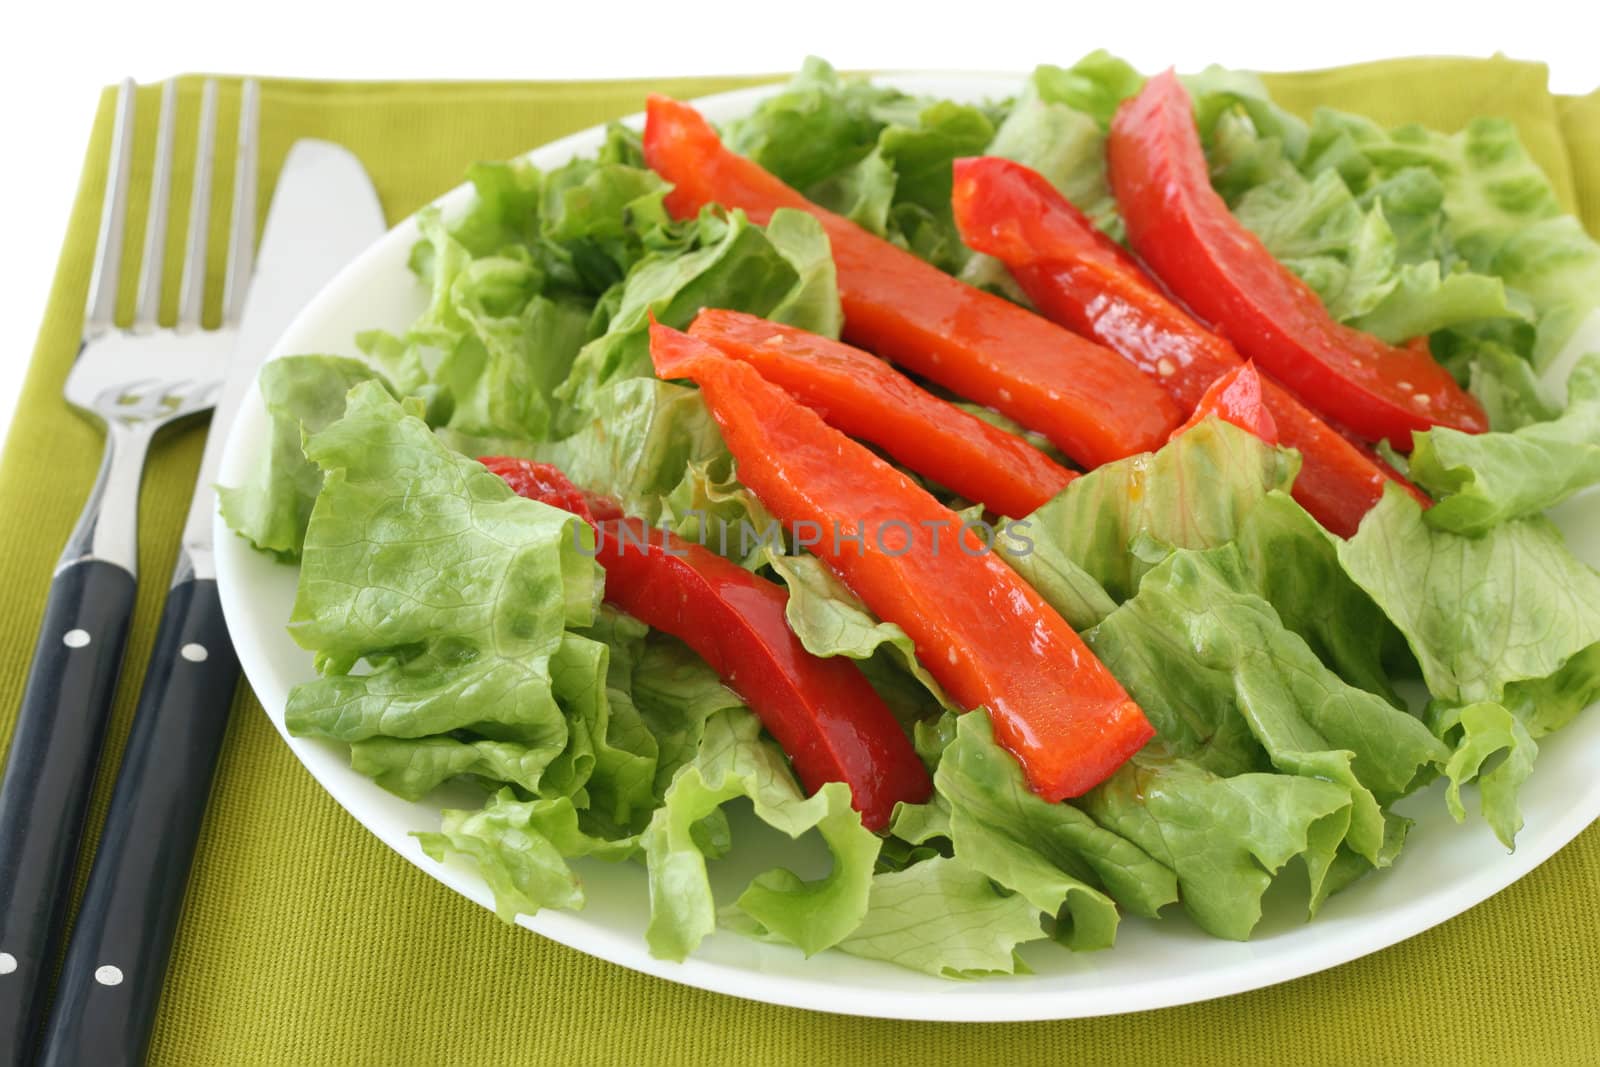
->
<box><xmin>1</xmin><ymin>0</ymin><xmax>1594</xmax><ymax>440</ymax></box>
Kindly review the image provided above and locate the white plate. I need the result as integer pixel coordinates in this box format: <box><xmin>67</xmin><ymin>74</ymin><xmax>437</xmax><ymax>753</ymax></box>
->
<box><xmin>213</xmin><ymin>74</ymin><xmax>1600</xmax><ymax>1022</ymax></box>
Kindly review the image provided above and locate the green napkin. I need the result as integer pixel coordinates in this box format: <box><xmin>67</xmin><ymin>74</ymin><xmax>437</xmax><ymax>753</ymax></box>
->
<box><xmin>1</xmin><ymin>58</ymin><xmax>1596</xmax><ymax>1066</ymax></box>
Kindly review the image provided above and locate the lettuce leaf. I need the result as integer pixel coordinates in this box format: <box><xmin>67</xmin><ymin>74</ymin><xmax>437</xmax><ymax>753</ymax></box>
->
<box><xmin>1190</xmin><ymin>80</ymin><xmax>1600</xmax><ymax>426</ymax></box>
<box><xmin>415</xmin><ymin>788</ymin><xmax>635</xmax><ymax>922</ymax></box>
<box><xmin>1425</xmin><ymin>644</ymin><xmax>1600</xmax><ymax>849</ymax></box>
<box><xmin>218</xmin><ymin>355</ymin><xmax>390</xmax><ymax>560</ymax></box>
<box><xmin>729</xmin><ymin>58</ymin><xmax>999</xmax><ymax>275</ymax></box>
<box><xmin>1338</xmin><ymin>487</ymin><xmax>1600</xmax><ymax>705</ymax></box>
<box><xmin>370</xmin><ymin>134</ymin><xmax>685</xmax><ymax>443</ymax></box>
<box><xmin>282</xmin><ymin>383</ymin><xmax>604</xmax><ymax>794</ymax></box>
<box><xmin>640</xmin><ymin>707</ymin><xmax>879</xmax><ymax>961</ymax></box>
<box><xmin>555</xmin><ymin>207</ymin><xmax>841</xmax><ymax>414</ymax></box>
<box><xmin>1208</xmin><ymin>106</ymin><xmax>1521</xmax><ymax>346</ymax></box>
<box><xmin>764</xmin><ymin>552</ymin><xmax>954</xmax><ymax>720</ymax></box>
<box><xmin>834</xmin><ymin>856</ymin><xmax>1047</xmax><ymax>978</ymax></box>
<box><xmin>1229</xmin><ymin>492</ymin><xmax>1401</xmax><ymax>698</ymax></box>
<box><xmin>1428</xmin><ymin>701</ymin><xmax>1538</xmax><ymax>850</ymax></box>
<box><xmin>1087</xmin><ymin>544</ymin><xmax>1445</xmax><ymax>800</ymax></box>
<box><xmin>1080</xmin><ymin>751</ymin><xmax>1353</xmax><ymax>940</ymax></box>
<box><xmin>927</xmin><ymin>711</ymin><xmax>1177</xmax><ymax>945</ymax></box>
<box><xmin>1003</xmin><ymin>418</ymin><xmax>1297</xmax><ymax>608</ymax></box>
<box><xmin>1409</xmin><ymin>355</ymin><xmax>1600</xmax><ymax>534</ymax></box>
<box><xmin>724</xmin><ymin>57</ymin><xmax>923</xmax><ymax>192</ymax></box>
<box><xmin>1363</xmin><ymin>118</ymin><xmax>1600</xmax><ymax>365</ymax></box>
<box><xmin>285</xmin><ymin>382</ymin><xmax>599</xmax><ymax>661</ymax></box>
<box><xmin>959</xmin><ymin>55</ymin><xmax>1132</xmax><ymax>295</ymax></box>
<box><xmin>1032</xmin><ymin>51</ymin><xmax>1145</xmax><ymax>129</ymax></box>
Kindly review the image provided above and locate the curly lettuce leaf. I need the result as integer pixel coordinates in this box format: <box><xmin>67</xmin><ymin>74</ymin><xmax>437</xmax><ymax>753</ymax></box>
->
<box><xmin>1080</xmin><ymin>751</ymin><xmax>1352</xmax><ymax>940</ymax></box>
<box><xmin>927</xmin><ymin>711</ymin><xmax>1177</xmax><ymax>944</ymax></box>
<box><xmin>1428</xmin><ymin>701</ymin><xmax>1538</xmax><ymax>849</ymax></box>
<box><xmin>1409</xmin><ymin>354</ymin><xmax>1600</xmax><ymax>534</ymax></box>
<box><xmin>628</xmin><ymin>634</ymin><xmax>747</xmax><ymax>796</ymax></box>
<box><xmin>1003</xmin><ymin>418</ymin><xmax>1297</xmax><ymax>608</ymax></box>
<box><xmin>1363</xmin><ymin>118</ymin><xmax>1600</xmax><ymax>364</ymax></box>
<box><xmin>1081</xmin><ymin>544</ymin><xmax>1443</xmax><ymax>900</ymax></box>
<box><xmin>415</xmin><ymin>788</ymin><xmax>636</xmax><ymax>922</ymax></box>
<box><xmin>1194</xmin><ymin>82</ymin><xmax>1600</xmax><ymax>426</ymax></box>
<box><xmin>218</xmin><ymin>355</ymin><xmax>390</xmax><ymax>560</ymax></box>
<box><xmin>401</xmin><ymin>208</ymin><xmax>595</xmax><ymax>439</ymax></box>
<box><xmin>377</xmin><ymin>136</ymin><xmax>683</xmax><ymax>442</ymax></box>
<box><xmin>286</xmin><ymin>382</ymin><xmax>598</xmax><ymax>658</ymax></box>
<box><xmin>1215</xmin><ymin>119</ymin><xmax>1519</xmax><ymax>344</ymax></box>
<box><xmin>763</xmin><ymin>551</ymin><xmax>954</xmax><ymax>720</ymax></box>
<box><xmin>640</xmin><ymin>707</ymin><xmax>879</xmax><ymax>961</ymax></box>
<box><xmin>1502</xmin><ymin>642</ymin><xmax>1600</xmax><ymax>739</ymax></box>
<box><xmin>959</xmin><ymin>56</ymin><xmax>1131</xmax><ymax>295</ymax></box>
<box><xmin>834</xmin><ymin>857</ymin><xmax>1047</xmax><ymax>978</ymax></box>
<box><xmin>730</xmin><ymin>59</ymin><xmax>1001</xmax><ymax>274</ymax></box>
<box><xmin>1425</xmin><ymin>644</ymin><xmax>1600</xmax><ymax>849</ymax></box>
<box><xmin>723</xmin><ymin>57</ymin><xmax>923</xmax><ymax>192</ymax></box>
<box><xmin>556</xmin><ymin>207</ymin><xmax>841</xmax><ymax>413</ymax></box>
<box><xmin>282</xmin><ymin>383</ymin><xmax>607</xmax><ymax>801</ymax></box>
<box><xmin>1337</xmin><ymin>487</ymin><xmax>1600</xmax><ymax>706</ymax></box>
<box><xmin>1229</xmin><ymin>491</ymin><xmax>1402</xmax><ymax>698</ymax></box>
<box><xmin>1087</xmin><ymin>544</ymin><xmax>1444</xmax><ymax>802</ymax></box>
<box><xmin>1032</xmin><ymin>51</ymin><xmax>1145</xmax><ymax>129</ymax></box>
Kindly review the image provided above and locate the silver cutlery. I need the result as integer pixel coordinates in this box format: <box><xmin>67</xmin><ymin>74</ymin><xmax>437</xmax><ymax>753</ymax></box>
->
<box><xmin>36</xmin><ymin>129</ymin><xmax>388</xmax><ymax>1066</ymax></box>
<box><xmin>0</xmin><ymin>77</ymin><xmax>254</xmax><ymax>1066</ymax></box>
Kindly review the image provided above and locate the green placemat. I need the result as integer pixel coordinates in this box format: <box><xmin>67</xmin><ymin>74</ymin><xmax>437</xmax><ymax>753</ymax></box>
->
<box><xmin>2</xmin><ymin>57</ymin><xmax>1597</xmax><ymax>1067</ymax></box>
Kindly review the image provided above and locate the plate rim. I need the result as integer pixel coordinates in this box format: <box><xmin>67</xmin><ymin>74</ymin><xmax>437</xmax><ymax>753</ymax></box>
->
<box><xmin>213</xmin><ymin>71</ymin><xmax>1600</xmax><ymax>1022</ymax></box>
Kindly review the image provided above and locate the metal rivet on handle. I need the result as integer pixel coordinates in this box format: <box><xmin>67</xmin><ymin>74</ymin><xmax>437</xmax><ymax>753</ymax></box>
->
<box><xmin>63</xmin><ymin>629</ymin><xmax>91</xmax><ymax>648</ymax></box>
<box><xmin>93</xmin><ymin>965</ymin><xmax>123</xmax><ymax>986</ymax></box>
<box><xmin>180</xmin><ymin>643</ymin><xmax>209</xmax><ymax>662</ymax></box>
<box><xmin>0</xmin><ymin>952</ymin><xmax>17</xmax><ymax>975</ymax></box>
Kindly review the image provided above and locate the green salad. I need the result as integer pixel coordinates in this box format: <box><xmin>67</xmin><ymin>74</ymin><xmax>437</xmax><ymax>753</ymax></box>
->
<box><xmin>223</xmin><ymin>54</ymin><xmax>1600</xmax><ymax>979</ymax></box>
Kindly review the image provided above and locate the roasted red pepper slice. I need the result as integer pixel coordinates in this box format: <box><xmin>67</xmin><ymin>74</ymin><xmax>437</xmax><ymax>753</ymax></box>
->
<box><xmin>1172</xmin><ymin>364</ymin><xmax>1278</xmax><ymax>444</ymax></box>
<box><xmin>1106</xmin><ymin>72</ymin><xmax>1487</xmax><ymax>444</ymax></box>
<box><xmin>480</xmin><ymin>457</ymin><xmax>930</xmax><ymax>831</ymax></box>
<box><xmin>687</xmin><ymin>309</ymin><xmax>1076</xmax><ymax>518</ymax></box>
<box><xmin>648</xmin><ymin>321</ymin><xmax>1155</xmax><ymax>802</ymax></box>
<box><xmin>642</xmin><ymin>95</ymin><xmax>1182</xmax><ymax>469</ymax></box>
<box><xmin>952</xmin><ymin>154</ymin><xmax>1431</xmax><ymax>536</ymax></box>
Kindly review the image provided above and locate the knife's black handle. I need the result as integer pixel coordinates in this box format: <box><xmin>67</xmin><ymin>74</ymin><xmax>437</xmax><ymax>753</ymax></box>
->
<box><xmin>0</xmin><ymin>559</ymin><xmax>138</xmax><ymax>1067</ymax></box>
<box><xmin>37</xmin><ymin>577</ymin><xmax>239</xmax><ymax>1067</ymax></box>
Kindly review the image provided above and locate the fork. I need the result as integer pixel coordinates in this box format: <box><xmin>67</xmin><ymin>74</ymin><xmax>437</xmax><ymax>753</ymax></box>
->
<box><xmin>0</xmin><ymin>77</ymin><xmax>253</xmax><ymax>1064</ymax></box>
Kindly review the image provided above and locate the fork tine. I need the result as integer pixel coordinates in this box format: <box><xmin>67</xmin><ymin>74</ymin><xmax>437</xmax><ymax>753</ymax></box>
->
<box><xmin>222</xmin><ymin>79</ymin><xmax>260</xmax><ymax>325</ymax></box>
<box><xmin>133</xmin><ymin>81</ymin><xmax>178</xmax><ymax>328</ymax></box>
<box><xmin>176</xmin><ymin>79</ymin><xmax>219</xmax><ymax>330</ymax></box>
<box><xmin>83</xmin><ymin>79</ymin><xmax>138</xmax><ymax>331</ymax></box>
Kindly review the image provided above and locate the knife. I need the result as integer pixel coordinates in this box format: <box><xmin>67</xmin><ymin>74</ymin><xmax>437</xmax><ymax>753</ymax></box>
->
<box><xmin>35</xmin><ymin>137</ymin><xmax>386</xmax><ymax>1067</ymax></box>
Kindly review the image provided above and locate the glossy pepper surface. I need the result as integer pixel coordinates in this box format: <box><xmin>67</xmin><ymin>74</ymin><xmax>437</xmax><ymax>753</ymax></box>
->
<box><xmin>1105</xmin><ymin>71</ymin><xmax>1487</xmax><ymax>445</ymax></box>
<box><xmin>648</xmin><ymin>321</ymin><xmax>1155</xmax><ymax>802</ymax></box>
<box><xmin>688</xmin><ymin>309</ymin><xmax>1076</xmax><ymax>518</ymax></box>
<box><xmin>1171</xmin><ymin>363</ymin><xmax>1278</xmax><ymax>443</ymax></box>
<box><xmin>951</xmin><ymin>154</ymin><xmax>1431</xmax><ymax>536</ymax></box>
<box><xmin>481</xmin><ymin>456</ymin><xmax>931</xmax><ymax>831</ymax></box>
<box><xmin>642</xmin><ymin>94</ymin><xmax>1182</xmax><ymax>469</ymax></box>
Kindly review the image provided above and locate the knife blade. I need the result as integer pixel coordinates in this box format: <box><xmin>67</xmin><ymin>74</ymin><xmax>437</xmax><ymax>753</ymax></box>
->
<box><xmin>36</xmin><ymin>135</ymin><xmax>386</xmax><ymax>1067</ymax></box>
<box><xmin>180</xmin><ymin>137</ymin><xmax>389</xmax><ymax>583</ymax></box>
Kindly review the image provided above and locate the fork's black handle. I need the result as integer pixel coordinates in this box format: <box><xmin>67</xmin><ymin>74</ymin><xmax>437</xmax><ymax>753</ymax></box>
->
<box><xmin>37</xmin><ymin>577</ymin><xmax>239</xmax><ymax>1067</ymax></box>
<box><xmin>0</xmin><ymin>559</ymin><xmax>138</xmax><ymax>1067</ymax></box>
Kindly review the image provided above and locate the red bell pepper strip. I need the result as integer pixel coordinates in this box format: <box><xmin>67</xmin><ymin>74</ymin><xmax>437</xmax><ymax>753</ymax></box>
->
<box><xmin>648</xmin><ymin>320</ymin><xmax>1155</xmax><ymax>802</ymax></box>
<box><xmin>1106</xmin><ymin>71</ymin><xmax>1487</xmax><ymax>445</ymax></box>
<box><xmin>687</xmin><ymin>309</ymin><xmax>1077</xmax><ymax>518</ymax></box>
<box><xmin>951</xmin><ymin>154</ymin><xmax>1431</xmax><ymax>537</ymax></box>
<box><xmin>642</xmin><ymin>95</ymin><xmax>1182</xmax><ymax>469</ymax></box>
<box><xmin>480</xmin><ymin>456</ymin><xmax>931</xmax><ymax>831</ymax></box>
<box><xmin>1172</xmin><ymin>364</ymin><xmax>1278</xmax><ymax>443</ymax></box>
